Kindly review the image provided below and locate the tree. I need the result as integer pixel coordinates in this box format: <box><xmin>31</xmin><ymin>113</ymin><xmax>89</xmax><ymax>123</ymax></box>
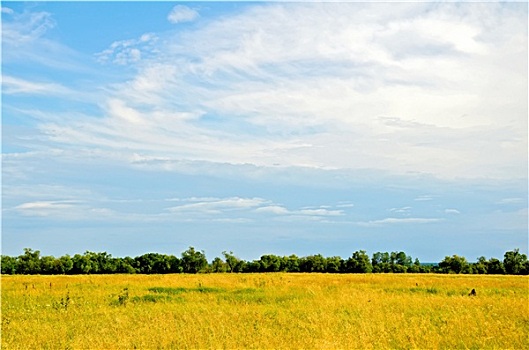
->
<box><xmin>326</xmin><ymin>256</ymin><xmax>344</xmax><ymax>273</ymax></box>
<box><xmin>372</xmin><ymin>252</ymin><xmax>391</xmax><ymax>273</ymax></box>
<box><xmin>82</xmin><ymin>251</ymin><xmax>101</xmax><ymax>274</ymax></box>
<box><xmin>223</xmin><ymin>251</ymin><xmax>244</xmax><ymax>273</ymax></box>
<box><xmin>244</xmin><ymin>260</ymin><xmax>262</xmax><ymax>272</ymax></box>
<box><xmin>503</xmin><ymin>249</ymin><xmax>528</xmax><ymax>275</ymax></box>
<box><xmin>181</xmin><ymin>247</ymin><xmax>207</xmax><ymax>274</ymax></box>
<box><xmin>346</xmin><ymin>250</ymin><xmax>372</xmax><ymax>273</ymax></box>
<box><xmin>40</xmin><ymin>255</ymin><xmax>57</xmax><ymax>274</ymax></box>
<box><xmin>283</xmin><ymin>255</ymin><xmax>300</xmax><ymax>272</ymax></box>
<box><xmin>153</xmin><ymin>254</ymin><xmax>172</xmax><ymax>274</ymax></box>
<box><xmin>167</xmin><ymin>255</ymin><xmax>183</xmax><ymax>273</ymax></box>
<box><xmin>95</xmin><ymin>252</ymin><xmax>117</xmax><ymax>274</ymax></box>
<box><xmin>259</xmin><ymin>255</ymin><xmax>282</xmax><ymax>272</ymax></box>
<box><xmin>438</xmin><ymin>255</ymin><xmax>469</xmax><ymax>274</ymax></box>
<box><xmin>211</xmin><ymin>257</ymin><xmax>227</xmax><ymax>273</ymax></box>
<box><xmin>300</xmin><ymin>254</ymin><xmax>327</xmax><ymax>273</ymax></box>
<box><xmin>408</xmin><ymin>258</ymin><xmax>421</xmax><ymax>273</ymax></box>
<box><xmin>18</xmin><ymin>248</ymin><xmax>41</xmax><ymax>274</ymax></box>
<box><xmin>486</xmin><ymin>258</ymin><xmax>505</xmax><ymax>275</ymax></box>
<box><xmin>115</xmin><ymin>257</ymin><xmax>137</xmax><ymax>274</ymax></box>
<box><xmin>394</xmin><ymin>251</ymin><xmax>412</xmax><ymax>272</ymax></box>
<box><xmin>72</xmin><ymin>253</ymin><xmax>93</xmax><ymax>274</ymax></box>
<box><xmin>472</xmin><ymin>256</ymin><xmax>488</xmax><ymax>274</ymax></box>
<box><xmin>1</xmin><ymin>255</ymin><xmax>18</xmax><ymax>274</ymax></box>
<box><xmin>135</xmin><ymin>253</ymin><xmax>157</xmax><ymax>274</ymax></box>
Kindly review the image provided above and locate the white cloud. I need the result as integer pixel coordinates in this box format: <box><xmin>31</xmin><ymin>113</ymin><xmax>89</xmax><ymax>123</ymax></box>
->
<box><xmin>167</xmin><ymin>197</ymin><xmax>268</xmax><ymax>215</ymax></box>
<box><xmin>16</xmin><ymin>201</ymin><xmax>76</xmax><ymax>210</ymax></box>
<box><xmin>16</xmin><ymin>3</ymin><xmax>529</xmax><ymax>180</ymax></box>
<box><xmin>255</xmin><ymin>205</ymin><xmax>343</xmax><ymax>218</ymax></box>
<box><xmin>444</xmin><ymin>209</ymin><xmax>461</xmax><ymax>215</ymax></box>
<box><xmin>2</xmin><ymin>9</ymin><xmax>55</xmax><ymax>45</ymax></box>
<box><xmin>14</xmin><ymin>200</ymin><xmax>80</xmax><ymax>217</ymax></box>
<box><xmin>358</xmin><ymin>217</ymin><xmax>442</xmax><ymax>227</ymax></box>
<box><xmin>167</xmin><ymin>5</ymin><xmax>199</xmax><ymax>24</ymax></box>
<box><xmin>298</xmin><ymin>208</ymin><xmax>343</xmax><ymax>217</ymax></box>
<box><xmin>2</xmin><ymin>8</ymin><xmax>91</xmax><ymax>71</ymax></box>
<box><xmin>2</xmin><ymin>75</ymin><xmax>72</xmax><ymax>95</ymax></box>
<box><xmin>389</xmin><ymin>206</ymin><xmax>412</xmax><ymax>215</ymax></box>
<box><xmin>1</xmin><ymin>7</ymin><xmax>14</xmax><ymax>14</ymax></box>
<box><xmin>414</xmin><ymin>195</ymin><xmax>434</xmax><ymax>201</ymax></box>
<box><xmin>336</xmin><ymin>202</ymin><xmax>355</xmax><ymax>208</ymax></box>
<box><xmin>95</xmin><ymin>33</ymin><xmax>158</xmax><ymax>65</ymax></box>
<box><xmin>255</xmin><ymin>205</ymin><xmax>290</xmax><ymax>215</ymax></box>
<box><xmin>497</xmin><ymin>198</ymin><xmax>525</xmax><ymax>205</ymax></box>
<box><xmin>107</xmin><ymin>98</ymin><xmax>145</xmax><ymax>124</ymax></box>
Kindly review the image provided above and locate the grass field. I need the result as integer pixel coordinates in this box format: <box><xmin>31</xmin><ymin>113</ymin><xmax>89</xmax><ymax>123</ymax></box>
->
<box><xmin>2</xmin><ymin>273</ymin><xmax>528</xmax><ymax>349</ymax></box>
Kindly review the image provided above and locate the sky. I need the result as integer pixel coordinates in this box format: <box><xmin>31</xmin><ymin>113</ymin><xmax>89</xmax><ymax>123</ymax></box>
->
<box><xmin>2</xmin><ymin>1</ymin><xmax>527</xmax><ymax>262</ymax></box>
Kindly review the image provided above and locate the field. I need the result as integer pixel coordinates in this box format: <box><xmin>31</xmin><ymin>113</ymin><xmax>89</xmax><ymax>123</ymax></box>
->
<box><xmin>2</xmin><ymin>273</ymin><xmax>528</xmax><ymax>349</ymax></box>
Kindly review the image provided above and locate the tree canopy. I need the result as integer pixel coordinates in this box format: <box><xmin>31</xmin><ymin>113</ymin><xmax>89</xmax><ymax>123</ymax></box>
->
<box><xmin>2</xmin><ymin>247</ymin><xmax>527</xmax><ymax>275</ymax></box>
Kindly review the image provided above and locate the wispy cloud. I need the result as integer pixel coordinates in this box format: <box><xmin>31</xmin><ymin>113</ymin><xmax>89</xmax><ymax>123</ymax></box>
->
<box><xmin>2</xmin><ymin>9</ymin><xmax>55</xmax><ymax>45</ymax></box>
<box><xmin>357</xmin><ymin>217</ymin><xmax>442</xmax><ymax>227</ymax></box>
<box><xmin>444</xmin><ymin>209</ymin><xmax>461</xmax><ymax>215</ymax></box>
<box><xmin>167</xmin><ymin>197</ymin><xmax>268</xmax><ymax>215</ymax></box>
<box><xmin>95</xmin><ymin>33</ymin><xmax>158</xmax><ymax>65</ymax></box>
<box><xmin>256</xmin><ymin>205</ymin><xmax>343</xmax><ymax>218</ymax></box>
<box><xmin>23</xmin><ymin>2</ymin><xmax>524</xmax><ymax>180</ymax></box>
<box><xmin>414</xmin><ymin>195</ymin><xmax>434</xmax><ymax>202</ymax></box>
<box><xmin>2</xmin><ymin>2</ymin><xmax>526</xmax><ymax>260</ymax></box>
<box><xmin>2</xmin><ymin>7</ymin><xmax>92</xmax><ymax>71</ymax></box>
<box><xmin>167</xmin><ymin>5</ymin><xmax>199</xmax><ymax>24</ymax></box>
<box><xmin>497</xmin><ymin>198</ymin><xmax>525</xmax><ymax>205</ymax></box>
<box><xmin>2</xmin><ymin>76</ymin><xmax>73</xmax><ymax>95</ymax></box>
<box><xmin>389</xmin><ymin>206</ymin><xmax>412</xmax><ymax>215</ymax></box>
<box><xmin>1</xmin><ymin>7</ymin><xmax>14</xmax><ymax>14</ymax></box>
<box><xmin>14</xmin><ymin>200</ymin><xmax>83</xmax><ymax>218</ymax></box>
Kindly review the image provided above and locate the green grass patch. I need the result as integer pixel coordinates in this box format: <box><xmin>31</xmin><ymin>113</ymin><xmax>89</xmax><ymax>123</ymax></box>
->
<box><xmin>148</xmin><ymin>287</ymin><xmax>187</xmax><ymax>295</ymax></box>
<box><xmin>132</xmin><ymin>294</ymin><xmax>172</xmax><ymax>303</ymax></box>
<box><xmin>148</xmin><ymin>286</ymin><xmax>225</xmax><ymax>295</ymax></box>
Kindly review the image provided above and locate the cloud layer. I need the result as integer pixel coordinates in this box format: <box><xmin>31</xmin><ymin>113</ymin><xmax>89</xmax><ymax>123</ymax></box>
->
<box><xmin>2</xmin><ymin>2</ymin><xmax>527</xmax><ymax>260</ymax></box>
<box><xmin>4</xmin><ymin>2</ymin><xmax>525</xmax><ymax>180</ymax></box>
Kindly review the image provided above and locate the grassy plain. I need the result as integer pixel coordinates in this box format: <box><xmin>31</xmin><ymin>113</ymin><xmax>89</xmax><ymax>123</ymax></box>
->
<box><xmin>2</xmin><ymin>273</ymin><xmax>528</xmax><ymax>349</ymax></box>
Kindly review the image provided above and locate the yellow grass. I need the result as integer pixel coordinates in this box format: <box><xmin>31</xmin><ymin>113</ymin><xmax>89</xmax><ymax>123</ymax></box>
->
<box><xmin>2</xmin><ymin>273</ymin><xmax>528</xmax><ymax>349</ymax></box>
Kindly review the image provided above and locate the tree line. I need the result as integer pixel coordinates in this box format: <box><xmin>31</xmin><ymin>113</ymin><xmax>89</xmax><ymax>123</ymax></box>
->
<box><xmin>1</xmin><ymin>247</ymin><xmax>528</xmax><ymax>275</ymax></box>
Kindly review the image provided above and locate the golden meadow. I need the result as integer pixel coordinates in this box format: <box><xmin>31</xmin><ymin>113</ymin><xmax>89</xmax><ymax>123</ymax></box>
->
<box><xmin>2</xmin><ymin>273</ymin><xmax>528</xmax><ymax>349</ymax></box>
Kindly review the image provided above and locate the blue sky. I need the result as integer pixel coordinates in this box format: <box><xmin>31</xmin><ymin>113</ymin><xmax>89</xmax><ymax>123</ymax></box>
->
<box><xmin>2</xmin><ymin>1</ymin><xmax>527</xmax><ymax>262</ymax></box>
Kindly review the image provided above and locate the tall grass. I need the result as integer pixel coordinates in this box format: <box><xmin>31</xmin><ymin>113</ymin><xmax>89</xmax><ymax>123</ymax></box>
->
<box><xmin>2</xmin><ymin>273</ymin><xmax>528</xmax><ymax>349</ymax></box>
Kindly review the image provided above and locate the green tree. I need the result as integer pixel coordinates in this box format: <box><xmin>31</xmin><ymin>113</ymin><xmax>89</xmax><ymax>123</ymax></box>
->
<box><xmin>153</xmin><ymin>254</ymin><xmax>172</xmax><ymax>274</ymax></box>
<box><xmin>243</xmin><ymin>260</ymin><xmax>261</xmax><ymax>272</ymax></box>
<box><xmin>18</xmin><ymin>248</ymin><xmax>41</xmax><ymax>274</ymax></box>
<box><xmin>326</xmin><ymin>256</ymin><xmax>344</xmax><ymax>273</ymax></box>
<box><xmin>167</xmin><ymin>255</ymin><xmax>183</xmax><ymax>273</ymax></box>
<box><xmin>115</xmin><ymin>257</ymin><xmax>137</xmax><ymax>274</ymax></box>
<box><xmin>40</xmin><ymin>255</ymin><xmax>57</xmax><ymax>274</ymax></box>
<box><xmin>372</xmin><ymin>252</ymin><xmax>391</xmax><ymax>273</ymax></box>
<box><xmin>181</xmin><ymin>247</ymin><xmax>207</xmax><ymax>274</ymax></box>
<box><xmin>300</xmin><ymin>254</ymin><xmax>327</xmax><ymax>272</ymax></box>
<box><xmin>503</xmin><ymin>249</ymin><xmax>528</xmax><ymax>275</ymax></box>
<box><xmin>438</xmin><ymin>255</ymin><xmax>469</xmax><ymax>274</ymax></box>
<box><xmin>346</xmin><ymin>250</ymin><xmax>372</xmax><ymax>273</ymax></box>
<box><xmin>72</xmin><ymin>253</ymin><xmax>93</xmax><ymax>274</ymax></box>
<box><xmin>408</xmin><ymin>258</ymin><xmax>421</xmax><ymax>273</ymax></box>
<box><xmin>486</xmin><ymin>258</ymin><xmax>505</xmax><ymax>275</ymax></box>
<box><xmin>259</xmin><ymin>255</ymin><xmax>282</xmax><ymax>272</ymax></box>
<box><xmin>283</xmin><ymin>255</ymin><xmax>300</xmax><ymax>272</ymax></box>
<box><xmin>211</xmin><ymin>257</ymin><xmax>227</xmax><ymax>272</ymax></box>
<box><xmin>394</xmin><ymin>251</ymin><xmax>412</xmax><ymax>272</ymax></box>
<box><xmin>472</xmin><ymin>256</ymin><xmax>488</xmax><ymax>274</ymax></box>
<box><xmin>1</xmin><ymin>255</ymin><xmax>18</xmax><ymax>274</ymax></box>
<box><xmin>223</xmin><ymin>251</ymin><xmax>244</xmax><ymax>273</ymax></box>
